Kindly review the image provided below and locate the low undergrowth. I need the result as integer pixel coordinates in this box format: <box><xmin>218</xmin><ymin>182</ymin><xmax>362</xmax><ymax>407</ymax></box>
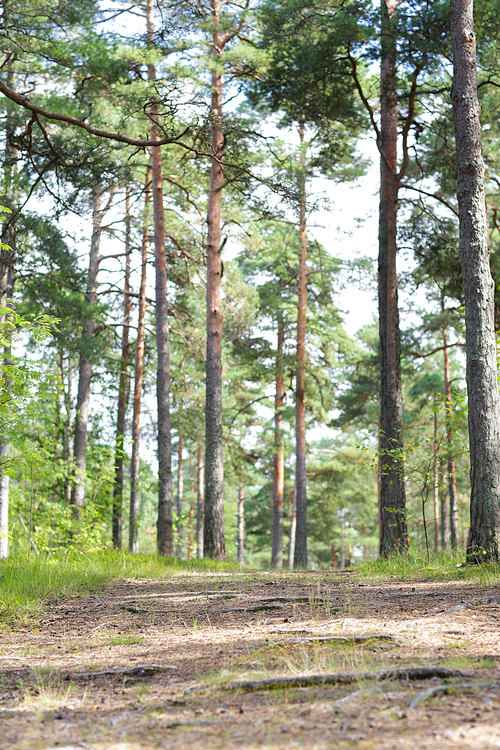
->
<box><xmin>355</xmin><ymin>549</ymin><xmax>500</xmax><ymax>584</ymax></box>
<box><xmin>0</xmin><ymin>550</ymin><xmax>239</xmax><ymax>621</ymax></box>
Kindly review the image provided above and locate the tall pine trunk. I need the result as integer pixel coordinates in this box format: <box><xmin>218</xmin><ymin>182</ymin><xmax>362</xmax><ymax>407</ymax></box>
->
<box><xmin>443</xmin><ymin>328</ymin><xmax>459</xmax><ymax>547</ymax></box>
<box><xmin>440</xmin><ymin>457</ymin><xmax>449</xmax><ymax>548</ymax></box>
<box><xmin>176</xmin><ymin>434</ymin><xmax>183</xmax><ymax>557</ymax></box>
<box><xmin>147</xmin><ymin>0</ymin><xmax>174</xmax><ymax>556</ymax></box>
<box><xmin>433</xmin><ymin>403</ymin><xmax>439</xmax><ymax>553</ymax></box>
<box><xmin>237</xmin><ymin>486</ymin><xmax>244</xmax><ymax>565</ymax></box>
<box><xmin>271</xmin><ymin>318</ymin><xmax>285</xmax><ymax>569</ymax></box>
<box><xmin>63</xmin><ymin>355</ymin><xmax>73</xmax><ymax>504</ymax></box>
<box><xmin>378</xmin><ymin>0</ymin><xmax>407</xmax><ymax>555</ymax></box>
<box><xmin>0</xmin><ymin>54</ymin><xmax>17</xmax><ymax>557</ymax></box>
<box><xmin>196</xmin><ymin>444</ymin><xmax>205</xmax><ymax>559</ymax></box>
<box><xmin>129</xmin><ymin>168</ymin><xmax>151</xmax><ymax>554</ymax></box>
<box><xmin>112</xmin><ymin>184</ymin><xmax>131</xmax><ymax>549</ymax></box>
<box><xmin>204</xmin><ymin>0</ymin><xmax>226</xmax><ymax>560</ymax></box>
<box><xmin>288</xmin><ymin>483</ymin><xmax>297</xmax><ymax>569</ymax></box>
<box><xmin>71</xmin><ymin>188</ymin><xmax>103</xmax><ymax>518</ymax></box>
<box><xmin>449</xmin><ymin>0</ymin><xmax>500</xmax><ymax>562</ymax></box>
<box><xmin>294</xmin><ymin>119</ymin><xmax>308</xmax><ymax>568</ymax></box>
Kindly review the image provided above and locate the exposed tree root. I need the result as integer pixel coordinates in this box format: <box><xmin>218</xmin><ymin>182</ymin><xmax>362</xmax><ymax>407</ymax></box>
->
<box><xmin>438</xmin><ymin>596</ymin><xmax>500</xmax><ymax>615</ymax></box>
<box><xmin>408</xmin><ymin>681</ymin><xmax>497</xmax><ymax>709</ymax></box>
<box><xmin>185</xmin><ymin>666</ymin><xmax>462</xmax><ymax>694</ymax></box>
<box><xmin>73</xmin><ymin>665</ymin><xmax>176</xmax><ymax>679</ymax></box>
<box><xmin>214</xmin><ymin>596</ymin><xmax>331</xmax><ymax>614</ymax></box>
<box><xmin>251</xmin><ymin>634</ymin><xmax>408</xmax><ymax>649</ymax></box>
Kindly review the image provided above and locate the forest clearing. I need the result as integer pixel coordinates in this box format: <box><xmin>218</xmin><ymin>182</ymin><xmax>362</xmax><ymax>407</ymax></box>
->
<box><xmin>0</xmin><ymin>556</ymin><xmax>500</xmax><ymax>749</ymax></box>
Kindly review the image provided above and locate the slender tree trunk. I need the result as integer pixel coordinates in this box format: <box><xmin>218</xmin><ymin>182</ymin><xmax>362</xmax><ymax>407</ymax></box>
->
<box><xmin>443</xmin><ymin>328</ymin><xmax>459</xmax><ymax>548</ymax></box>
<box><xmin>288</xmin><ymin>482</ymin><xmax>297</xmax><ymax>569</ymax></box>
<box><xmin>147</xmin><ymin>0</ymin><xmax>174</xmax><ymax>556</ymax></box>
<box><xmin>187</xmin><ymin>502</ymin><xmax>194</xmax><ymax>559</ymax></box>
<box><xmin>112</xmin><ymin>184</ymin><xmax>132</xmax><ymax>549</ymax></box>
<box><xmin>196</xmin><ymin>444</ymin><xmax>205</xmax><ymax>559</ymax></box>
<box><xmin>237</xmin><ymin>486</ymin><xmax>244</xmax><ymax>565</ymax></box>
<box><xmin>0</xmin><ymin>54</ymin><xmax>17</xmax><ymax>557</ymax></box>
<box><xmin>271</xmin><ymin>318</ymin><xmax>285</xmax><ymax>569</ymax></box>
<box><xmin>378</xmin><ymin>0</ymin><xmax>408</xmax><ymax>556</ymax></box>
<box><xmin>176</xmin><ymin>434</ymin><xmax>184</xmax><ymax>557</ymax></box>
<box><xmin>440</xmin><ymin>457</ymin><xmax>449</xmax><ymax>549</ymax></box>
<box><xmin>449</xmin><ymin>0</ymin><xmax>500</xmax><ymax>562</ymax></box>
<box><xmin>204</xmin><ymin>0</ymin><xmax>226</xmax><ymax>560</ymax></box>
<box><xmin>129</xmin><ymin>168</ymin><xmax>151</xmax><ymax>554</ymax></box>
<box><xmin>0</xmin><ymin>268</ymin><xmax>13</xmax><ymax>559</ymax></box>
<box><xmin>294</xmin><ymin>119</ymin><xmax>308</xmax><ymax>568</ymax></box>
<box><xmin>71</xmin><ymin>188</ymin><xmax>103</xmax><ymax>519</ymax></box>
<box><xmin>63</xmin><ymin>355</ymin><xmax>73</xmax><ymax>504</ymax></box>
<box><xmin>433</xmin><ymin>402</ymin><xmax>439</xmax><ymax>553</ymax></box>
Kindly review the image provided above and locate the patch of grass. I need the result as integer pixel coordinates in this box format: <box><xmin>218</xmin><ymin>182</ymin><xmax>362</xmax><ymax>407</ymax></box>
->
<box><xmin>106</xmin><ymin>633</ymin><xmax>145</xmax><ymax>646</ymax></box>
<box><xmin>355</xmin><ymin>549</ymin><xmax>500</xmax><ymax>584</ymax></box>
<box><xmin>0</xmin><ymin>550</ymin><xmax>240</xmax><ymax>621</ymax></box>
<box><xmin>439</xmin><ymin>655</ymin><xmax>474</xmax><ymax>670</ymax></box>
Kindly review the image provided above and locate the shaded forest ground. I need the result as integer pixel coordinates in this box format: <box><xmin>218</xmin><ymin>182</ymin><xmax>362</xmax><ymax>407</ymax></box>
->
<box><xmin>1</xmin><ymin>566</ymin><xmax>500</xmax><ymax>749</ymax></box>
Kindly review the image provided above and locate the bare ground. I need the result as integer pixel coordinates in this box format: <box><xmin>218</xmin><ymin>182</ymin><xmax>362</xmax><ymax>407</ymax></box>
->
<box><xmin>1</xmin><ymin>570</ymin><xmax>500</xmax><ymax>750</ymax></box>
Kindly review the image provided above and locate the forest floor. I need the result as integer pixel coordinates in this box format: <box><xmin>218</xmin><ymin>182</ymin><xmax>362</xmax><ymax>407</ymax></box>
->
<box><xmin>1</xmin><ymin>568</ymin><xmax>500</xmax><ymax>750</ymax></box>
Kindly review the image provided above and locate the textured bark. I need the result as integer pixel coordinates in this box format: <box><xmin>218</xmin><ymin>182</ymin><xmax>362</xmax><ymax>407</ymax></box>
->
<box><xmin>71</xmin><ymin>188</ymin><xmax>102</xmax><ymax>518</ymax></box>
<box><xmin>433</xmin><ymin>404</ymin><xmax>439</xmax><ymax>553</ymax></box>
<box><xmin>0</xmin><ymin>268</ymin><xmax>13</xmax><ymax>559</ymax></box>
<box><xmin>147</xmin><ymin>0</ymin><xmax>174</xmax><ymax>556</ymax></box>
<box><xmin>112</xmin><ymin>184</ymin><xmax>132</xmax><ymax>549</ymax></box>
<box><xmin>440</xmin><ymin>457</ymin><xmax>449</xmax><ymax>549</ymax></box>
<box><xmin>204</xmin><ymin>0</ymin><xmax>226</xmax><ymax>560</ymax></box>
<box><xmin>0</xmin><ymin>54</ymin><xmax>17</xmax><ymax>557</ymax></box>
<box><xmin>187</xmin><ymin>501</ymin><xmax>195</xmax><ymax>559</ymax></box>
<box><xmin>63</xmin><ymin>355</ymin><xmax>73</xmax><ymax>504</ymax></box>
<box><xmin>378</xmin><ymin>0</ymin><xmax>408</xmax><ymax>556</ymax></box>
<box><xmin>450</xmin><ymin>0</ymin><xmax>500</xmax><ymax>562</ymax></box>
<box><xmin>443</xmin><ymin>328</ymin><xmax>459</xmax><ymax>548</ymax></box>
<box><xmin>294</xmin><ymin>120</ymin><xmax>308</xmax><ymax>569</ymax></box>
<box><xmin>288</xmin><ymin>483</ymin><xmax>297</xmax><ymax>569</ymax></box>
<box><xmin>129</xmin><ymin>169</ymin><xmax>151</xmax><ymax>554</ymax></box>
<box><xmin>237</xmin><ymin>486</ymin><xmax>244</xmax><ymax>565</ymax></box>
<box><xmin>271</xmin><ymin>319</ymin><xmax>285</xmax><ymax>569</ymax></box>
<box><xmin>196</xmin><ymin>444</ymin><xmax>205</xmax><ymax>559</ymax></box>
<box><xmin>176</xmin><ymin>434</ymin><xmax>184</xmax><ymax>557</ymax></box>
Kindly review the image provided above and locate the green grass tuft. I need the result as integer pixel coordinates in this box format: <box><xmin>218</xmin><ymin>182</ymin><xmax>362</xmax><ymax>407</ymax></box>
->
<box><xmin>0</xmin><ymin>550</ymin><xmax>240</xmax><ymax>621</ymax></box>
<box><xmin>355</xmin><ymin>549</ymin><xmax>500</xmax><ymax>584</ymax></box>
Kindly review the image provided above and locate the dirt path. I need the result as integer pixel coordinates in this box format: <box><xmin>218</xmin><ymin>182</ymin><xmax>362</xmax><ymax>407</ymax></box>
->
<box><xmin>1</xmin><ymin>570</ymin><xmax>500</xmax><ymax>749</ymax></box>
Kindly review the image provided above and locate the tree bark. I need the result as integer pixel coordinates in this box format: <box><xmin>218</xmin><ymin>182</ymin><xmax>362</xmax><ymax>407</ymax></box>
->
<box><xmin>378</xmin><ymin>0</ymin><xmax>408</xmax><ymax>556</ymax></box>
<box><xmin>71</xmin><ymin>187</ymin><xmax>103</xmax><ymax>519</ymax></box>
<box><xmin>271</xmin><ymin>317</ymin><xmax>285</xmax><ymax>569</ymax></box>
<box><xmin>176</xmin><ymin>433</ymin><xmax>184</xmax><ymax>557</ymax></box>
<box><xmin>439</xmin><ymin>457</ymin><xmax>449</xmax><ymax>549</ymax></box>
<box><xmin>433</xmin><ymin>402</ymin><xmax>439</xmax><ymax>553</ymax></box>
<box><xmin>0</xmin><ymin>267</ymin><xmax>13</xmax><ymax>559</ymax></box>
<box><xmin>196</xmin><ymin>444</ymin><xmax>205</xmax><ymax>559</ymax></box>
<box><xmin>449</xmin><ymin>0</ymin><xmax>500</xmax><ymax>562</ymax></box>
<box><xmin>63</xmin><ymin>354</ymin><xmax>73</xmax><ymax>504</ymax></box>
<box><xmin>204</xmin><ymin>0</ymin><xmax>226</xmax><ymax>560</ymax></box>
<box><xmin>443</xmin><ymin>328</ymin><xmax>459</xmax><ymax>548</ymax></box>
<box><xmin>237</xmin><ymin>486</ymin><xmax>244</xmax><ymax>565</ymax></box>
<box><xmin>129</xmin><ymin>168</ymin><xmax>151</xmax><ymax>554</ymax></box>
<box><xmin>294</xmin><ymin>119</ymin><xmax>308</xmax><ymax>568</ymax></box>
<box><xmin>288</xmin><ymin>482</ymin><xmax>297</xmax><ymax>569</ymax></box>
<box><xmin>112</xmin><ymin>183</ymin><xmax>131</xmax><ymax>549</ymax></box>
<box><xmin>147</xmin><ymin>0</ymin><xmax>174</xmax><ymax>556</ymax></box>
<box><xmin>0</xmin><ymin>52</ymin><xmax>17</xmax><ymax>557</ymax></box>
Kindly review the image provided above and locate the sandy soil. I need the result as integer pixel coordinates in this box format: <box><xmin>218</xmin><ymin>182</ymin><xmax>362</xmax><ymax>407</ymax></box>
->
<box><xmin>1</xmin><ymin>570</ymin><xmax>500</xmax><ymax>750</ymax></box>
